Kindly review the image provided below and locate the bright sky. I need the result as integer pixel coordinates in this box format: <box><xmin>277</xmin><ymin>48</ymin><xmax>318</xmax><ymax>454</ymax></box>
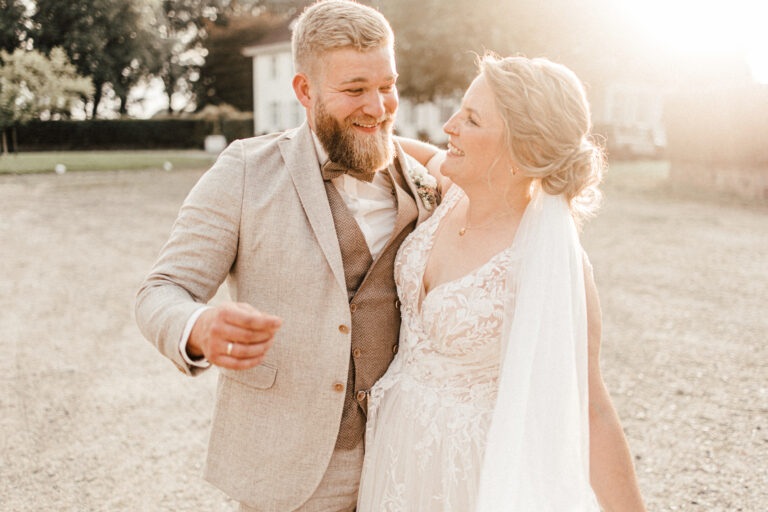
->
<box><xmin>620</xmin><ymin>0</ymin><xmax>768</xmax><ymax>82</ymax></box>
<box><xmin>127</xmin><ymin>78</ymin><xmax>184</xmax><ymax>119</ymax></box>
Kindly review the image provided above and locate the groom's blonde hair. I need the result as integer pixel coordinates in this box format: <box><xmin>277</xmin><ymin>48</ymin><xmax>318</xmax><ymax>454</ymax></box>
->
<box><xmin>292</xmin><ymin>0</ymin><xmax>394</xmax><ymax>78</ymax></box>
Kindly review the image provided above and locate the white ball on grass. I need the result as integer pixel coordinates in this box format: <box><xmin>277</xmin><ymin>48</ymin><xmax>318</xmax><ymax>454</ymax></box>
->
<box><xmin>54</xmin><ymin>164</ymin><xmax>67</xmax><ymax>175</ymax></box>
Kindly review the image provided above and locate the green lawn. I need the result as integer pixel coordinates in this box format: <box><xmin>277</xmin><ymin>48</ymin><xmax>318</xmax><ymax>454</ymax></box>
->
<box><xmin>0</xmin><ymin>150</ymin><xmax>217</xmax><ymax>174</ymax></box>
<box><xmin>1</xmin><ymin>150</ymin><xmax>672</xmax><ymax>185</ymax></box>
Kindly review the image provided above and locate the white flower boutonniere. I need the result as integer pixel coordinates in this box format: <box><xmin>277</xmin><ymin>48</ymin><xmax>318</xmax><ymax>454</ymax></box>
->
<box><xmin>406</xmin><ymin>165</ymin><xmax>438</xmax><ymax>211</ymax></box>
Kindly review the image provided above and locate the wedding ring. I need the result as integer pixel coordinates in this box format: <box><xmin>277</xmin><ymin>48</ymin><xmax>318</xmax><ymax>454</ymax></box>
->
<box><xmin>226</xmin><ymin>342</ymin><xmax>233</xmax><ymax>355</ymax></box>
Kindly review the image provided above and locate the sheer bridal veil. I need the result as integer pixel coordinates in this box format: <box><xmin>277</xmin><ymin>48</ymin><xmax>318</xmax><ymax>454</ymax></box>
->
<box><xmin>476</xmin><ymin>187</ymin><xmax>600</xmax><ymax>511</ymax></box>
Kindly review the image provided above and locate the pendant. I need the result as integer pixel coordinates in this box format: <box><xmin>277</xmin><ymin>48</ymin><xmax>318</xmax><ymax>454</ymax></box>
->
<box><xmin>458</xmin><ymin>227</ymin><xmax>466</xmax><ymax>236</ymax></box>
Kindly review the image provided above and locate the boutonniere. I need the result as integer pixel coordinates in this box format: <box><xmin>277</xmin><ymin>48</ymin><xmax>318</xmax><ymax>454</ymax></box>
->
<box><xmin>405</xmin><ymin>165</ymin><xmax>438</xmax><ymax>211</ymax></box>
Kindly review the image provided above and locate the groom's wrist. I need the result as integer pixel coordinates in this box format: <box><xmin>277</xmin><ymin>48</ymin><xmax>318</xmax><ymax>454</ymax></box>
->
<box><xmin>179</xmin><ymin>306</ymin><xmax>212</xmax><ymax>368</ymax></box>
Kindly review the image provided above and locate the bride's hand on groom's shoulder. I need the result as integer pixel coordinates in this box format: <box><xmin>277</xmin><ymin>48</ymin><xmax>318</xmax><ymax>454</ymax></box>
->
<box><xmin>188</xmin><ymin>302</ymin><xmax>282</xmax><ymax>370</ymax></box>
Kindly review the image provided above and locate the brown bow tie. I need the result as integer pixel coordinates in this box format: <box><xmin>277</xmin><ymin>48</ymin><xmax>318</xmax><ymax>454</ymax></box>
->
<box><xmin>321</xmin><ymin>160</ymin><xmax>376</xmax><ymax>183</ymax></box>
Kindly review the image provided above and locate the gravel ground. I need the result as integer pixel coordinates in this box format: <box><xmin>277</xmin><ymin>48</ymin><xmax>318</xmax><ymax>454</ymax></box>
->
<box><xmin>1</xmin><ymin>162</ymin><xmax>766</xmax><ymax>511</ymax></box>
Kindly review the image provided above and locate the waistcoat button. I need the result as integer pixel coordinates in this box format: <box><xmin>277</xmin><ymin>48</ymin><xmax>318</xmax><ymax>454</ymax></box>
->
<box><xmin>392</xmin><ymin>344</ymin><xmax>399</xmax><ymax>354</ymax></box>
<box><xmin>333</xmin><ymin>382</ymin><xmax>344</xmax><ymax>393</ymax></box>
<box><xmin>356</xmin><ymin>390</ymin><xmax>367</xmax><ymax>402</ymax></box>
<box><xmin>349</xmin><ymin>303</ymin><xmax>357</xmax><ymax>313</ymax></box>
<box><xmin>338</xmin><ymin>324</ymin><xmax>349</xmax><ymax>334</ymax></box>
<box><xmin>353</xmin><ymin>348</ymin><xmax>362</xmax><ymax>358</ymax></box>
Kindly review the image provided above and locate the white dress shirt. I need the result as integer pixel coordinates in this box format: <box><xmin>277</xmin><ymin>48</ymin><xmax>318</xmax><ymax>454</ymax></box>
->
<box><xmin>179</xmin><ymin>130</ymin><xmax>398</xmax><ymax>367</ymax></box>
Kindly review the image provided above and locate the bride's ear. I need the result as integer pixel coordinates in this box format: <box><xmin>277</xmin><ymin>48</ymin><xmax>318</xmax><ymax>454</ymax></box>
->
<box><xmin>506</xmin><ymin>151</ymin><xmax>520</xmax><ymax>175</ymax></box>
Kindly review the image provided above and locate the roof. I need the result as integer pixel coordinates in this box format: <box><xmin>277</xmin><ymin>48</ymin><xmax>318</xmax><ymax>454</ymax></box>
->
<box><xmin>241</xmin><ymin>17</ymin><xmax>294</xmax><ymax>56</ymax></box>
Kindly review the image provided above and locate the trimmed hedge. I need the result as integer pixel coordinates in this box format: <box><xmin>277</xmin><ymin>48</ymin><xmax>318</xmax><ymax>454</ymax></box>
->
<box><xmin>221</xmin><ymin>119</ymin><xmax>255</xmax><ymax>145</ymax></box>
<box><xmin>664</xmin><ymin>85</ymin><xmax>768</xmax><ymax>167</ymax></box>
<box><xmin>14</xmin><ymin>118</ymin><xmax>255</xmax><ymax>151</ymax></box>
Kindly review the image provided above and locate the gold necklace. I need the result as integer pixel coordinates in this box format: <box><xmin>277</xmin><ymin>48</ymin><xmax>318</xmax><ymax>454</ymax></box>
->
<box><xmin>458</xmin><ymin>210</ymin><xmax>515</xmax><ymax>236</ymax></box>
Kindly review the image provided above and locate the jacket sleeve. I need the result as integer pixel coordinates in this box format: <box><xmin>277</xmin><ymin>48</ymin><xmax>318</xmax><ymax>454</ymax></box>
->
<box><xmin>135</xmin><ymin>140</ymin><xmax>245</xmax><ymax>375</ymax></box>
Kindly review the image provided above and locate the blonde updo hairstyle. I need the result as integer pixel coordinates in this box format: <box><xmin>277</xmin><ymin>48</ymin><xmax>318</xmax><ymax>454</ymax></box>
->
<box><xmin>480</xmin><ymin>55</ymin><xmax>604</xmax><ymax>222</ymax></box>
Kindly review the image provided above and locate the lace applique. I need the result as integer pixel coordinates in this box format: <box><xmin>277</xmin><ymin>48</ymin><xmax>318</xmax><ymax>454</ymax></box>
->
<box><xmin>358</xmin><ymin>186</ymin><xmax>521</xmax><ymax>512</ymax></box>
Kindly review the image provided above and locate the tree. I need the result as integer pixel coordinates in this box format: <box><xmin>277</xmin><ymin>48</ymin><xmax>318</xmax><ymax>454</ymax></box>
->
<box><xmin>150</xmin><ymin>0</ymin><xmax>270</xmax><ymax>114</ymax></box>
<box><xmin>109</xmin><ymin>14</ymin><xmax>160</xmax><ymax>116</ymax></box>
<box><xmin>370</xmin><ymin>0</ymin><xmax>516</xmax><ymax>101</ymax></box>
<box><xmin>371</xmin><ymin>0</ymin><xmax>661</xmax><ymax>100</ymax></box>
<box><xmin>149</xmin><ymin>0</ymin><xmax>219</xmax><ymax>114</ymax></box>
<box><xmin>197</xmin><ymin>13</ymin><xmax>276</xmax><ymax>111</ymax></box>
<box><xmin>32</xmin><ymin>0</ymin><xmax>158</xmax><ymax>118</ymax></box>
<box><xmin>0</xmin><ymin>47</ymin><xmax>93</xmax><ymax>153</ymax></box>
<box><xmin>193</xmin><ymin>0</ymin><xmax>510</xmax><ymax>104</ymax></box>
<box><xmin>0</xmin><ymin>0</ymin><xmax>26</xmax><ymax>53</ymax></box>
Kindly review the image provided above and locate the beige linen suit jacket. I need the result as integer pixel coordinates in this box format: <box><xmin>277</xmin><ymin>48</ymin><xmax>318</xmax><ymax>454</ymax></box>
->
<box><xmin>135</xmin><ymin>122</ymin><xmax>432</xmax><ymax>511</ymax></box>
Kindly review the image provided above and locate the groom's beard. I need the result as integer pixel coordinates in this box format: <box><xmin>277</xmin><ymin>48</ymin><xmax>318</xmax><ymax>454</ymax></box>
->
<box><xmin>314</xmin><ymin>100</ymin><xmax>395</xmax><ymax>174</ymax></box>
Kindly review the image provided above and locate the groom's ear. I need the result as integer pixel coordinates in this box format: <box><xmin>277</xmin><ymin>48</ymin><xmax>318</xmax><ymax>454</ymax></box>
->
<box><xmin>293</xmin><ymin>73</ymin><xmax>313</xmax><ymax>109</ymax></box>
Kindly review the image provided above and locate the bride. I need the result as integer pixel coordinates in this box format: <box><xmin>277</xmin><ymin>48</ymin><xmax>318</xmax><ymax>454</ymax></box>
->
<box><xmin>358</xmin><ymin>55</ymin><xmax>646</xmax><ymax>511</ymax></box>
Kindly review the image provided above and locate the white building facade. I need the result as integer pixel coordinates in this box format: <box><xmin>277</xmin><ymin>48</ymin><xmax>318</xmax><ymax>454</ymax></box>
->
<box><xmin>242</xmin><ymin>40</ymin><xmax>306</xmax><ymax>134</ymax></box>
<box><xmin>591</xmin><ymin>83</ymin><xmax>667</xmax><ymax>157</ymax></box>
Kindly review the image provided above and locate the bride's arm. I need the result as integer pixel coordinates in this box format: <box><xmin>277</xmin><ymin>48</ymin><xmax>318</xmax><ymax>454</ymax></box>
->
<box><xmin>395</xmin><ymin>136</ymin><xmax>439</xmax><ymax>165</ymax></box>
<box><xmin>585</xmin><ymin>260</ymin><xmax>647</xmax><ymax>511</ymax></box>
<box><xmin>395</xmin><ymin>136</ymin><xmax>452</xmax><ymax>194</ymax></box>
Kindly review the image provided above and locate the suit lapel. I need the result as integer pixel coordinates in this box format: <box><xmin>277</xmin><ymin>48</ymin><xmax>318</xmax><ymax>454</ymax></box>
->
<box><xmin>278</xmin><ymin>131</ymin><xmax>429</xmax><ymax>296</ymax></box>
<box><xmin>279</xmin><ymin>122</ymin><xmax>346</xmax><ymax>293</ymax></box>
<box><xmin>360</xmin><ymin>159</ymin><xmax>419</xmax><ymax>284</ymax></box>
<box><xmin>381</xmin><ymin>164</ymin><xmax>418</xmax><ymax>256</ymax></box>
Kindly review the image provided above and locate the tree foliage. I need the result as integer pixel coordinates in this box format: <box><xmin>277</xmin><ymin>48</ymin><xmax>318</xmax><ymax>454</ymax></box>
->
<box><xmin>370</xmin><ymin>0</ymin><xmax>675</xmax><ymax>100</ymax></box>
<box><xmin>32</xmin><ymin>0</ymin><xmax>158</xmax><ymax>117</ymax></box>
<box><xmin>0</xmin><ymin>0</ymin><xmax>26</xmax><ymax>54</ymax></box>
<box><xmin>149</xmin><ymin>0</ymin><xmax>225</xmax><ymax>114</ymax></box>
<box><xmin>0</xmin><ymin>47</ymin><xmax>93</xmax><ymax>152</ymax></box>
<box><xmin>373</xmin><ymin>0</ymin><xmax>515</xmax><ymax>101</ymax></box>
<box><xmin>148</xmin><ymin>0</ymin><xmax>272</xmax><ymax>113</ymax></box>
<box><xmin>196</xmin><ymin>14</ymin><xmax>277</xmax><ymax>111</ymax></box>
<box><xmin>17</xmin><ymin>0</ymin><xmax>699</xmax><ymax>120</ymax></box>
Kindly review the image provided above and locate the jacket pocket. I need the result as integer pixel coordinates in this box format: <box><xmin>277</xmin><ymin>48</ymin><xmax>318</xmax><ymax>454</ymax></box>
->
<box><xmin>220</xmin><ymin>362</ymin><xmax>278</xmax><ymax>389</ymax></box>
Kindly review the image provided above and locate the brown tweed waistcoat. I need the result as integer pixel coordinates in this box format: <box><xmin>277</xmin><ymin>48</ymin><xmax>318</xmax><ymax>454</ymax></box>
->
<box><xmin>323</xmin><ymin>159</ymin><xmax>419</xmax><ymax>449</ymax></box>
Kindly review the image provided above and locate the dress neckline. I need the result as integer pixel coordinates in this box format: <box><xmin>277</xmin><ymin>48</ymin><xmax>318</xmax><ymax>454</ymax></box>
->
<box><xmin>416</xmin><ymin>186</ymin><xmax>517</xmax><ymax>314</ymax></box>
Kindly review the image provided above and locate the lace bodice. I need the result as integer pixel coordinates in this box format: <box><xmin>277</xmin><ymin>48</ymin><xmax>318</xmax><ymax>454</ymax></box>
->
<box><xmin>358</xmin><ymin>186</ymin><xmax>522</xmax><ymax>511</ymax></box>
<box><xmin>359</xmin><ymin>186</ymin><xmax>600</xmax><ymax>512</ymax></box>
<box><xmin>373</xmin><ymin>185</ymin><xmax>519</xmax><ymax>408</ymax></box>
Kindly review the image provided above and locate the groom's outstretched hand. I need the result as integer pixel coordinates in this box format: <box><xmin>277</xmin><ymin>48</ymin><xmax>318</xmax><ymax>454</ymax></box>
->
<box><xmin>187</xmin><ymin>302</ymin><xmax>282</xmax><ymax>370</ymax></box>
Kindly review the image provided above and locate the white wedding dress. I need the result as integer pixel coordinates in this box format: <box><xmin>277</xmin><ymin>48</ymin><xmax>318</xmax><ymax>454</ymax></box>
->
<box><xmin>357</xmin><ymin>185</ymin><xmax>519</xmax><ymax>511</ymax></box>
<box><xmin>357</xmin><ymin>184</ymin><xmax>600</xmax><ymax>511</ymax></box>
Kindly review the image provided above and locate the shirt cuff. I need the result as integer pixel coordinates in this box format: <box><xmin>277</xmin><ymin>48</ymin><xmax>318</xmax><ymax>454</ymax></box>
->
<box><xmin>179</xmin><ymin>306</ymin><xmax>213</xmax><ymax>368</ymax></box>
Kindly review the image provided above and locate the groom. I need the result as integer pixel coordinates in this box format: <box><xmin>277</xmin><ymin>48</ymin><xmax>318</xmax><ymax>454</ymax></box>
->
<box><xmin>135</xmin><ymin>1</ymin><xmax>435</xmax><ymax>510</ymax></box>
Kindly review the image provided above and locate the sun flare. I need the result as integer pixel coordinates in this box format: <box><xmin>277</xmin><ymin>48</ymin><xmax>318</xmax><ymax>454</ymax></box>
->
<box><xmin>621</xmin><ymin>0</ymin><xmax>768</xmax><ymax>82</ymax></box>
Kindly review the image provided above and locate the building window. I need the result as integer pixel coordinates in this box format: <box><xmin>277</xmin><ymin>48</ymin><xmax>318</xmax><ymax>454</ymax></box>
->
<box><xmin>440</xmin><ymin>102</ymin><xmax>455</xmax><ymax>123</ymax></box>
<box><xmin>270</xmin><ymin>55</ymin><xmax>278</xmax><ymax>80</ymax></box>
<box><xmin>270</xmin><ymin>101</ymin><xmax>280</xmax><ymax>126</ymax></box>
<box><xmin>404</xmin><ymin>101</ymin><xmax>416</xmax><ymax>124</ymax></box>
